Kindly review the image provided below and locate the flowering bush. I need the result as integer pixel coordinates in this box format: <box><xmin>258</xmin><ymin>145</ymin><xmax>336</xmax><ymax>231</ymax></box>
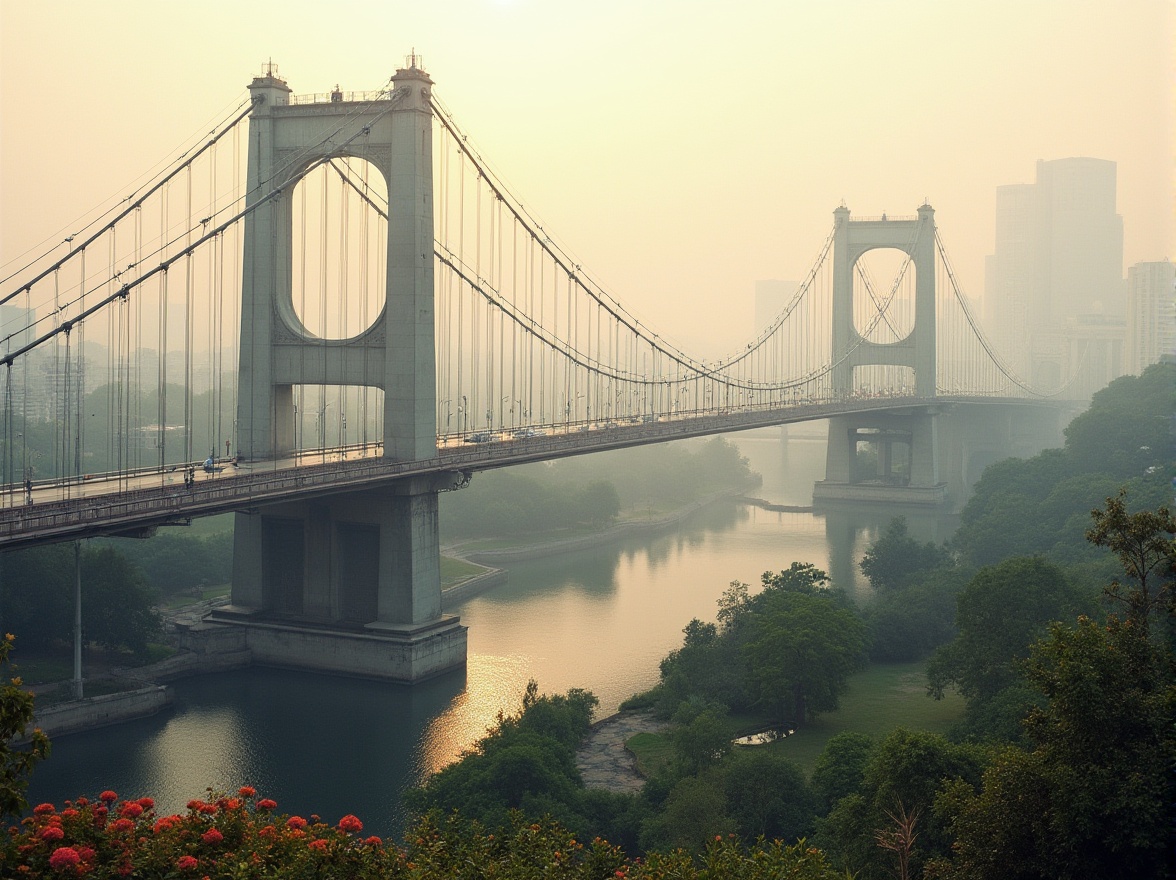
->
<box><xmin>3</xmin><ymin>789</ymin><xmax>847</xmax><ymax>878</ymax></box>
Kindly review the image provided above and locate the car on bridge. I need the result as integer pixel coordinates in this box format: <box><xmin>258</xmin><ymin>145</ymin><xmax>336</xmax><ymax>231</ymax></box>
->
<box><xmin>464</xmin><ymin>432</ymin><xmax>498</xmax><ymax>443</ymax></box>
<box><xmin>511</xmin><ymin>427</ymin><xmax>546</xmax><ymax>438</ymax></box>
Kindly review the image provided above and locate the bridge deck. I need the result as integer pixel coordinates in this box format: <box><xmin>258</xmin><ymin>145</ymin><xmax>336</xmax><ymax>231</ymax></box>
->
<box><xmin>0</xmin><ymin>396</ymin><xmax>1060</xmax><ymax>549</ymax></box>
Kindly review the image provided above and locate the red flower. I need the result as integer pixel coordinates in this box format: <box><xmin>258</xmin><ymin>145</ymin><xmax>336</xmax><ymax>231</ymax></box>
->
<box><xmin>238</xmin><ymin>786</ymin><xmax>256</xmax><ymax>798</ymax></box>
<box><xmin>222</xmin><ymin>797</ymin><xmax>242</xmax><ymax>811</ymax></box>
<box><xmin>308</xmin><ymin>838</ymin><xmax>328</xmax><ymax>851</ymax></box>
<box><xmin>61</xmin><ymin>809</ymin><xmax>79</xmax><ymax>819</ymax></box>
<box><xmin>40</xmin><ymin>826</ymin><xmax>64</xmax><ymax>841</ymax></box>
<box><xmin>256</xmin><ymin>799</ymin><xmax>277</xmax><ymax>811</ymax></box>
<box><xmin>99</xmin><ymin>791</ymin><xmax>118</xmax><ymax>803</ymax></box>
<box><xmin>198</xmin><ymin>804</ymin><xmax>217</xmax><ymax>816</ymax></box>
<box><xmin>137</xmin><ymin>797</ymin><xmax>155</xmax><ymax>810</ymax></box>
<box><xmin>33</xmin><ymin>803</ymin><xmax>55</xmax><ymax>816</ymax></box>
<box><xmin>154</xmin><ymin>815</ymin><xmax>180</xmax><ymax>833</ymax></box>
<box><xmin>364</xmin><ymin>835</ymin><xmax>383</xmax><ymax>846</ymax></box>
<box><xmin>120</xmin><ymin>802</ymin><xmax>144</xmax><ymax>819</ymax></box>
<box><xmin>338</xmin><ymin>814</ymin><xmax>363</xmax><ymax>834</ymax></box>
<box><xmin>176</xmin><ymin>854</ymin><xmax>199</xmax><ymax>871</ymax></box>
<box><xmin>109</xmin><ymin>818</ymin><xmax>135</xmax><ymax>833</ymax></box>
<box><xmin>286</xmin><ymin>816</ymin><xmax>308</xmax><ymax>830</ymax></box>
<box><xmin>186</xmin><ymin>800</ymin><xmax>205</xmax><ymax>811</ymax></box>
<box><xmin>74</xmin><ymin>797</ymin><xmax>89</xmax><ymax>807</ymax></box>
<box><xmin>48</xmin><ymin>847</ymin><xmax>81</xmax><ymax>871</ymax></box>
<box><xmin>201</xmin><ymin>828</ymin><xmax>224</xmax><ymax>845</ymax></box>
<box><xmin>76</xmin><ymin>846</ymin><xmax>95</xmax><ymax>863</ymax></box>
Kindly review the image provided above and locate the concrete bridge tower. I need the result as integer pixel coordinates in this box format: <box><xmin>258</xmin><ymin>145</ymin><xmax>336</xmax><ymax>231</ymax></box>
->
<box><xmin>210</xmin><ymin>62</ymin><xmax>467</xmax><ymax>681</ymax></box>
<box><xmin>814</xmin><ymin>204</ymin><xmax>948</xmax><ymax>505</ymax></box>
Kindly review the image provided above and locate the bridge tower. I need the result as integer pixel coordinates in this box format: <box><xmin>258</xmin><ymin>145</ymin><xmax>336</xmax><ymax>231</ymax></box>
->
<box><xmin>814</xmin><ymin>204</ymin><xmax>947</xmax><ymax>505</ymax></box>
<box><xmin>213</xmin><ymin>62</ymin><xmax>466</xmax><ymax>681</ymax></box>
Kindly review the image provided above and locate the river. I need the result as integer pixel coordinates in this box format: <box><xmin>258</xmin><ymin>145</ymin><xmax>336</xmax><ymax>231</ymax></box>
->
<box><xmin>26</xmin><ymin>426</ymin><xmax>958</xmax><ymax>835</ymax></box>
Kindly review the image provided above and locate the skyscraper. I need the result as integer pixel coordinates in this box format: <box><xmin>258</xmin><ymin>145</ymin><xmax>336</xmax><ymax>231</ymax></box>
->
<box><xmin>984</xmin><ymin>158</ymin><xmax>1124</xmax><ymax>388</ymax></box>
<box><xmin>1125</xmin><ymin>260</ymin><xmax>1176</xmax><ymax>374</ymax></box>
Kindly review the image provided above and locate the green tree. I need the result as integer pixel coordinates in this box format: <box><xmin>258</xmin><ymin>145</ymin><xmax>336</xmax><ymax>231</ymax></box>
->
<box><xmin>930</xmin><ymin>616</ymin><xmax>1172</xmax><ymax>880</ymax></box>
<box><xmin>860</xmin><ymin>517</ymin><xmax>949</xmax><ymax>592</ymax></box>
<box><xmin>639</xmin><ymin>772</ymin><xmax>736</xmax><ymax>853</ymax></box>
<box><xmin>0</xmin><ymin>635</ymin><xmax>50</xmax><ymax>821</ymax></box>
<box><xmin>669</xmin><ymin>703</ymin><xmax>731</xmax><ymax>773</ymax></box>
<box><xmin>1086</xmin><ymin>490</ymin><xmax>1175</xmax><ymax>638</ymax></box>
<box><xmin>723</xmin><ymin>751</ymin><xmax>818</xmax><ymax>843</ymax></box>
<box><xmin>929</xmin><ymin>498</ymin><xmax>1176</xmax><ymax>880</ymax></box>
<box><xmin>811</xmin><ymin>732</ymin><xmax>875</xmax><ymax>810</ymax></box>
<box><xmin>83</xmin><ymin>545</ymin><xmax>162</xmax><ymax>656</ymax></box>
<box><xmin>927</xmin><ymin>557</ymin><xmax>1085</xmax><ymax>706</ymax></box>
<box><xmin>818</xmin><ymin>729</ymin><xmax>984</xmax><ymax>880</ymax></box>
<box><xmin>866</xmin><ymin>568</ymin><xmax>966</xmax><ymax>662</ymax></box>
<box><xmin>406</xmin><ymin>681</ymin><xmax>602</xmax><ymax>835</ymax></box>
<box><xmin>741</xmin><ymin>589</ymin><xmax>867</xmax><ymax>726</ymax></box>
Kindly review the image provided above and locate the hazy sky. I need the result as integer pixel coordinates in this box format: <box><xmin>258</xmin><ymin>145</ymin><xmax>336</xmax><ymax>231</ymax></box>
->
<box><xmin>1</xmin><ymin>0</ymin><xmax>1171</xmax><ymax>355</ymax></box>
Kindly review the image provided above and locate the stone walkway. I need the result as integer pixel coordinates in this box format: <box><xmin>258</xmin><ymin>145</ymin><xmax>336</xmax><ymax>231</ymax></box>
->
<box><xmin>576</xmin><ymin>710</ymin><xmax>667</xmax><ymax>793</ymax></box>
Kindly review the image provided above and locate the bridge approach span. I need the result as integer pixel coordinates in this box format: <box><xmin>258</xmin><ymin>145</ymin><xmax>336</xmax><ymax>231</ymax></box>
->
<box><xmin>0</xmin><ymin>395</ymin><xmax>1065</xmax><ymax>552</ymax></box>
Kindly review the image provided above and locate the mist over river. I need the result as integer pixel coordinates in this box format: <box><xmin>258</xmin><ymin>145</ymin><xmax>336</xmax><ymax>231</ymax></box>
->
<box><xmin>28</xmin><ymin>426</ymin><xmax>958</xmax><ymax>835</ymax></box>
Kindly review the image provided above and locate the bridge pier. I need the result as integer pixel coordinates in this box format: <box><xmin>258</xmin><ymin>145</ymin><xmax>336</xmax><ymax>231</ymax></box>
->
<box><xmin>215</xmin><ymin>473</ymin><xmax>466</xmax><ymax>682</ymax></box>
<box><xmin>214</xmin><ymin>61</ymin><xmax>466</xmax><ymax>682</ymax></box>
<box><xmin>814</xmin><ymin>409</ymin><xmax>947</xmax><ymax>506</ymax></box>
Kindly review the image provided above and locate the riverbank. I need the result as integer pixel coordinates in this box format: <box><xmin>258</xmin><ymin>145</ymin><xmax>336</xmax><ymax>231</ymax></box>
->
<box><xmin>445</xmin><ymin>486</ymin><xmax>754</xmax><ymax>566</ymax></box>
<box><xmin>21</xmin><ymin>486</ymin><xmax>758</xmax><ymax>742</ymax></box>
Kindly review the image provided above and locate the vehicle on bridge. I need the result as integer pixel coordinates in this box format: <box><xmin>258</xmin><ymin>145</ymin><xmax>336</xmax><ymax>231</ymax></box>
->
<box><xmin>464</xmin><ymin>432</ymin><xmax>498</xmax><ymax>443</ymax></box>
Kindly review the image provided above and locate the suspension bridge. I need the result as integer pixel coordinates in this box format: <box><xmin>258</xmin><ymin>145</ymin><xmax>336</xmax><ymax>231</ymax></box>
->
<box><xmin>0</xmin><ymin>59</ymin><xmax>1071</xmax><ymax>680</ymax></box>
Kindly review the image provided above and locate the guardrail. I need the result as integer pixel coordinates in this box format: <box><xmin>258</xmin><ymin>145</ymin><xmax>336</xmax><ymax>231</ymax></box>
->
<box><xmin>0</xmin><ymin>396</ymin><xmax>1066</xmax><ymax>549</ymax></box>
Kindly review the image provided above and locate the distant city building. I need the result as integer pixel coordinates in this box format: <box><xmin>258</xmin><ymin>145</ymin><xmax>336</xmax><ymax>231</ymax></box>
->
<box><xmin>754</xmin><ymin>279</ymin><xmax>798</xmax><ymax>335</ymax></box>
<box><xmin>0</xmin><ymin>303</ymin><xmax>36</xmax><ymax>355</ymax></box>
<box><xmin>984</xmin><ymin>158</ymin><xmax>1124</xmax><ymax>388</ymax></box>
<box><xmin>1125</xmin><ymin>260</ymin><xmax>1176</xmax><ymax>374</ymax></box>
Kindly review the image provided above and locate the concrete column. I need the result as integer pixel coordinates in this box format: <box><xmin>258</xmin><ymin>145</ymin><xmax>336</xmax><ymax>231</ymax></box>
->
<box><xmin>384</xmin><ymin>65</ymin><xmax>438</xmax><ymax>463</ymax></box>
<box><xmin>914</xmin><ymin>204</ymin><xmax>937</xmax><ymax>397</ymax></box>
<box><xmin>908</xmin><ymin>412</ymin><xmax>940</xmax><ymax>487</ymax></box>
<box><xmin>236</xmin><ymin>74</ymin><xmax>292</xmax><ymax>462</ymax></box>
<box><xmin>831</xmin><ymin>206</ymin><xmax>853</xmax><ymax>395</ymax></box>
<box><xmin>230</xmin><ymin>511</ymin><xmax>264</xmax><ymax>610</ymax></box>
<box><xmin>304</xmin><ymin>504</ymin><xmax>333</xmax><ymax>619</ymax></box>
<box><xmin>823</xmin><ymin>416</ymin><xmax>855</xmax><ymax>483</ymax></box>
<box><xmin>370</xmin><ymin>479</ymin><xmax>443</xmax><ymax>629</ymax></box>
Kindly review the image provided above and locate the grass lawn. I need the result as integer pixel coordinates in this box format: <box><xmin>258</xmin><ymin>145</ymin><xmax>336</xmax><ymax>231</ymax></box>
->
<box><xmin>627</xmin><ymin>732</ymin><xmax>676</xmax><ymax>777</ymax></box>
<box><xmin>775</xmin><ymin>662</ymin><xmax>964</xmax><ymax>773</ymax></box>
<box><xmin>441</xmin><ymin>556</ymin><xmax>489</xmax><ymax>587</ymax></box>
<box><xmin>626</xmin><ymin>661</ymin><xmax>964</xmax><ymax>779</ymax></box>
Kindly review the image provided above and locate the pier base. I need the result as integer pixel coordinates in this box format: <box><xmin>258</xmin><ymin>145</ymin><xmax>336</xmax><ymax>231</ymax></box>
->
<box><xmin>203</xmin><ymin>610</ymin><xmax>467</xmax><ymax>683</ymax></box>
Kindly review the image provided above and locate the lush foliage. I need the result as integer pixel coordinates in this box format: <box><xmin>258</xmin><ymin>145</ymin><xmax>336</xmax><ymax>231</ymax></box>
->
<box><xmin>6</xmin><ymin>796</ymin><xmax>849</xmax><ymax>879</ymax></box>
<box><xmin>404</xmin><ymin>681</ymin><xmax>629</xmax><ymax>843</ymax></box>
<box><xmin>926</xmin><ymin>557</ymin><xmax>1085</xmax><ymax>705</ymax></box>
<box><xmin>108</xmin><ymin>530</ymin><xmax>233</xmax><ymax>597</ymax></box>
<box><xmin>654</xmin><ymin>564</ymin><xmax>866</xmax><ymax>726</ymax></box>
<box><xmin>0</xmin><ymin>636</ymin><xmax>49</xmax><ymax>822</ymax></box>
<box><xmin>922</xmin><ymin>496</ymin><xmax>1176</xmax><ymax>879</ymax></box>
<box><xmin>928</xmin><ymin>614</ymin><xmax>1172</xmax><ymax>880</ymax></box>
<box><xmin>954</xmin><ymin>362</ymin><xmax>1174</xmax><ymax>569</ymax></box>
<box><xmin>0</xmin><ymin>545</ymin><xmax>162</xmax><ymax>657</ymax></box>
<box><xmin>859</xmin><ymin>518</ymin><xmax>949</xmax><ymax>593</ymax></box>
<box><xmin>813</xmin><ymin>728</ymin><xmax>986</xmax><ymax>880</ymax></box>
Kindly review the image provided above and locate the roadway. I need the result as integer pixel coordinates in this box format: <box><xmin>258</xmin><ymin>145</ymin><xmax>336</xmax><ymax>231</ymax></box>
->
<box><xmin>0</xmin><ymin>395</ymin><xmax>1059</xmax><ymax>550</ymax></box>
